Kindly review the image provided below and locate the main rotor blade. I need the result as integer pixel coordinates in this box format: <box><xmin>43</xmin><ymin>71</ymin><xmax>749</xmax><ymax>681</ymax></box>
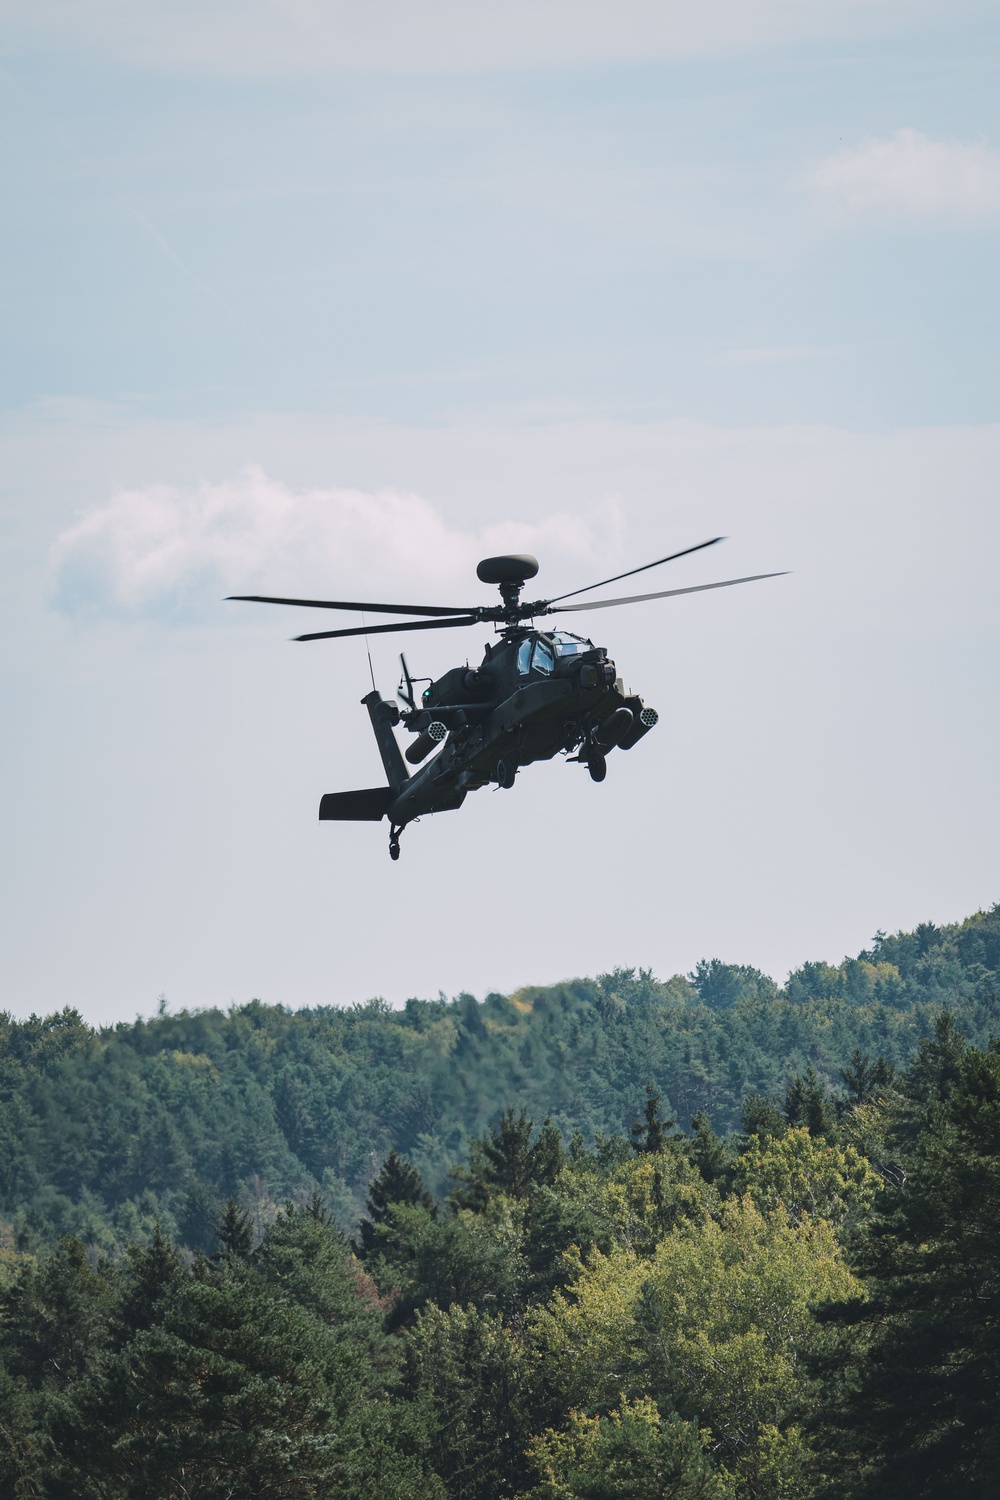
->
<box><xmin>294</xmin><ymin>615</ymin><xmax>482</xmax><ymax>642</ymax></box>
<box><xmin>227</xmin><ymin>593</ymin><xmax>476</xmax><ymax>617</ymax></box>
<box><xmin>549</xmin><ymin>572</ymin><xmax>788</xmax><ymax>616</ymax></box>
<box><xmin>545</xmin><ymin>536</ymin><xmax>724</xmax><ymax>606</ymax></box>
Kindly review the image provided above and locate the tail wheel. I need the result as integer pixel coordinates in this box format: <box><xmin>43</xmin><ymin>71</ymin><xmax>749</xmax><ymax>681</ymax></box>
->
<box><xmin>497</xmin><ymin>759</ymin><xmax>517</xmax><ymax>790</ymax></box>
<box><xmin>588</xmin><ymin>752</ymin><xmax>607</xmax><ymax>783</ymax></box>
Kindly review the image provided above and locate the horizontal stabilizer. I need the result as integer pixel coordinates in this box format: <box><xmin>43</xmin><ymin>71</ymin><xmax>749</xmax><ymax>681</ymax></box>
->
<box><xmin>319</xmin><ymin>787</ymin><xmax>393</xmax><ymax>822</ymax></box>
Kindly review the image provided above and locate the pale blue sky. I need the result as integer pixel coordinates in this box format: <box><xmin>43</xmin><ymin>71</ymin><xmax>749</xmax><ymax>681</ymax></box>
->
<box><xmin>3</xmin><ymin>6</ymin><xmax>998</xmax><ymax>424</ymax></box>
<box><xmin>1</xmin><ymin>2</ymin><xmax>998</xmax><ymax>1022</ymax></box>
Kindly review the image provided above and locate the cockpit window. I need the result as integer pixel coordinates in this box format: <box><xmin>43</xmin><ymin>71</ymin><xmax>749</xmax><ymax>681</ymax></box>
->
<box><xmin>531</xmin><ymin>640</ymin><xmax>555</xmax><ymax>675</ymax></box>
<box><xmin>516</xmin><ymin>640</ymin><xmax>532</xmax><ymax>675</ymax></box>
<box><xmin>552</xmin><ymin>631</ymin><xmax>594</xmax><ymax>656</ymax></box>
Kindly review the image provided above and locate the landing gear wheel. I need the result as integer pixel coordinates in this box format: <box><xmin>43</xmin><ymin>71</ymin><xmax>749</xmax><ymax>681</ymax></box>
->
<box><xmin>497</xmin><ymin>759</ymin><xmax>517</xmax><ymax>790</ymax></box>
<box><xmin>588</xmin><ymin>752</ymin><xmax>607</xmax><ymax>783</ymax></box>
<box><xmin>389</xmin><ymin>827</ymin><xmax>402</xmax><ymax>861</ymax></box>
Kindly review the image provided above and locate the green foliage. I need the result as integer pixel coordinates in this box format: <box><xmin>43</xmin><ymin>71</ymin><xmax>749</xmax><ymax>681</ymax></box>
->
<box><xmin>363</xmin><ymin>1199</ymin><xmax>528</xmax><ymax>1329</ymax></box>
<box><xmin>1</xmin><ymin>1236</ymin><xmax>114</xmax><ymax>1389</ymax></box>
<box><xmin>584</xmin><ymin>1146</ymin><xmax>712</xmax><ymax>1256</ymax></box>
<box><xmin>2</xmin><ymin>907</ymin><xmax>1000</xmax><ymax>1498</ymax></box>
<box><xmin>688</xmin><ymin>1112</ymin><xmax>734</xmax><ymax>1188</ymax></box>
<box><xmin>692</xmin><ymin>960</ymin><xmax>779</xmax><ymax>1012</ymax></box>
<box><xmin>782</xmin><ymin>1068</ymin><xmax>835</xmax><ymax>1137</ymax></box>
<box><xmin>0</xmin><ymin>1206</ymin><xmax>438</xmax><ymax>1499</ymax></box>
<box><xmin>740</xmin><ymin>1093</ymin><xmax>787</xmax><ymax>1141</ymax></box>
<box><xmin>3</xmin><ymin>906</ymin><xmax>1000</xmax><ymax>1252</ymax></box>
<box><xmin>631</xmin><ymin>1084</ymin><xmax>674</xmax><ymax>1153</ymax></box>
<box><xmin>838</xmin><ymin>1048</ymin><xmax>895</xmax><ymax>1107</ymax></box>
<box><xmin>736</xmin><ymin>1129</ymin><xmax>878</xmax><ymax>1227</ymax></box>
<box><xmin>452</xmin><ymin>1110</ymin><xmax>566</xmax><ymax>1211</ymax></box>
<box><xmin>532</xmin><ymin>1196</ymin><xmax>858</xmax><ymax>1490</ymax></box>
<box><xmin>357</xmin><ymin>1150</ymin><xmax>436</xmax><ymax>1257</ymax></box>
<box><xmin>524</xmin><ymin>1397</ymin><xmax>731</xmax><ymax>1500</ymax></box>
<box><xmin>402</xmin><ymin>1304</ymin><xmax>535</xmax><ymax>1500</ymax></box>
<box><xmin>214</xmin><ymin>1196</ymin><xmax>255</xmax><ymax>1260</ymax></box>
<box><xmin>816</xmin><ymin>1032</ymin><xmax>1000</xmax><ymax>1499</ymax></box>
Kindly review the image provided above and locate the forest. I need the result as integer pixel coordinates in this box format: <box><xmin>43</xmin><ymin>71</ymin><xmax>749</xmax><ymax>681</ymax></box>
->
<box><xmin>0</xmin><ymin>905</ymin><xmax>998</xmax><ymax>1496</ymax></box>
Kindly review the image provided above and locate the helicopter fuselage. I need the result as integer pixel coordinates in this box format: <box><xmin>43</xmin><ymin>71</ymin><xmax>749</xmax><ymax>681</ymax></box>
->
<box><xmin>319</xmin><ymin>627</ymin><xmax>658</xmax><ymax>850</ymax></box>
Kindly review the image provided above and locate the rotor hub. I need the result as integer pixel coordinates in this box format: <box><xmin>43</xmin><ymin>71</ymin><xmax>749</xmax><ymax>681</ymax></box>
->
<box><xmin>475</xmin><ymin>553</ymin><xmax>541</xmax><ymax>626</ymax></box>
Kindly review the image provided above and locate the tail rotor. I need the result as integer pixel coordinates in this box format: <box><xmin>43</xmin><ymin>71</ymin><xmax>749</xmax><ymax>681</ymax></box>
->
<box><xmin>398</xmin><ymin>653</ymin><xmax>416</xmax><ymax>710</ymax></box>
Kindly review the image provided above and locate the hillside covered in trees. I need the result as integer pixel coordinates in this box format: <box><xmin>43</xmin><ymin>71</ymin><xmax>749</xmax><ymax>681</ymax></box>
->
<box><xmin>1</xmin><ymin>905</ymin><xmax>999</xmax><ymax>1252</ymax></box>
<box><xmin>1</xmin><ymin>907</ymin><xmax>999</xmax><ymax>1495</ymax></box>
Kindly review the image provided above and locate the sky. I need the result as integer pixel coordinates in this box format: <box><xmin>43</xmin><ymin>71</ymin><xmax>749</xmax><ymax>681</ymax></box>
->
<box><xmin>1</xmin><ymin>1</ymin><xmax>998</xmax><ymax>1025</ymax></box>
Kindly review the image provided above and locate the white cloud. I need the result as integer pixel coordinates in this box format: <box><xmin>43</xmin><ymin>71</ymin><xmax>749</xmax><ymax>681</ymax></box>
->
<box><xmin>809</xmin><ymin>129</ymin><xmax>1000</xmax><ymax>222</ymax></box>
<box><xmin>50</xmin><ymin>464</ymin><xmax>621</xmax><ymax>620</ymax></box>
<box><xmin>0</xmin><ymin>0</ymin><xmax>979</xmax><ymax>75</ymax></box>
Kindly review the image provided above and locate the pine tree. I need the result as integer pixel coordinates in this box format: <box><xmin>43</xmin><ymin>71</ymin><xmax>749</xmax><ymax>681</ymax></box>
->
<box><xmin>740</xmin><ymin>1092</ymin><xmax>787</xmax><ymax>1141</ymax></box>
<box><xmin>631</xmin><ymin>1084</ymin><xmax>674</xmax><ymax>1153</ymax></box>
<box><xmin>783</xmin><ymin>1066</ymin><xmax>834</xmax><ymax>1135</ymax></box>
<box><xmin>482</xmin><ymin>1108</ymin><xmax>542</xmax><ymax>1196</ymax></box>
<box><xmin>839</xmin><ymin>1048</ymin><xmax>895</xmax><ymax>1106</ymax></box>
<box><xmin>357</xmin><ymin>1152</ymin><xmax>435</xmax><ymax>1257</ymax></box>
<box><xmin>817</xmin><ymin>1036</ymin><xmax>1000</xmax><ymax>1498</ymax></box>
<box><xmin>689</xmin><ymin>1111</ymin><xmax>731</xmax><ymax>1186</ymax></box>
<box><xmin>530</xmin><ymin>1118</ymin><xmax>567</xmax><ymax>1188</ymax></box>
<box><xmin>114</xmin><ymin>1222</ymin><xmax>183</xmax><ymax>1338</ymax></box>
<box><xmin>452</xmin><ymin>1110</ymin><xmax>566</xmax><ymax>1208</ymax></box>
<box><xmin>214</xmin><ymin>1197</ymin><xmax>254</xmax><ymax>1261</ymax></box>
<box><xmin>1</xmin><ymin>1237</ymin><xmax>113</xmax><ymax>1390</ymax></box>
<box><xmin>905</xmin><ymin>1010</ymin><xmax>967</xmax><ymax>1106</ymax></box>
<box><xmin>49</xmin><ymin>1210</ymin><xmax>439</xmax><ymax>1498</ymax></box>
<box><xmin>402</xmin><ymin>1304</ymin><xmax>535</xmax><ymax>1500</ymax></box>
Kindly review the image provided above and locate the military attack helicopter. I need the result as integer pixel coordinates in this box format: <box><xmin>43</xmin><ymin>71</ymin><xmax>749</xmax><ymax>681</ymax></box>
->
<box><xmin>229</xmin><ymin>537</ymin><xmax>783</xmax><ymax>859</ymax></box>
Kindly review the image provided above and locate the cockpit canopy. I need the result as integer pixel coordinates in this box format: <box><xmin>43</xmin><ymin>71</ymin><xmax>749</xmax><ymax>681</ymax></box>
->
<box><xmin>551</xmin><ymin>631</ymin><xmax>594</xmax><ymax>655</ymax></box>
<box><xmin>517</xmin><ymin>631</ymin><xmax>595</xmax><ymax>677</ymax></box>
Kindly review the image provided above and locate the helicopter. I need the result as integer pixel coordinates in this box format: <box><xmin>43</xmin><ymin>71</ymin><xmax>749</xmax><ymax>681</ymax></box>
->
<box><xmin>228</xmin><ymin>537</ymin><xmax>784</xmax><ymax>859</ymax></box>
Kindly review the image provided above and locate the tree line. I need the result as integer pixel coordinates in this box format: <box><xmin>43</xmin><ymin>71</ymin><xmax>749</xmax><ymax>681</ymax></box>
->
<box><xmin>1</xmin><ymin>1004</ymin><xmax>997</xmax><ymax>1496</ymax></box>
<box><xmin>2</xmin><ymin>905</ymin><xmax>999</xmax><ymax>1253</ymax></box>
<box><xmin>0</xmin><ymin>905</ymin><xmax>998</xmax><ymax>1495</ymax></box>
